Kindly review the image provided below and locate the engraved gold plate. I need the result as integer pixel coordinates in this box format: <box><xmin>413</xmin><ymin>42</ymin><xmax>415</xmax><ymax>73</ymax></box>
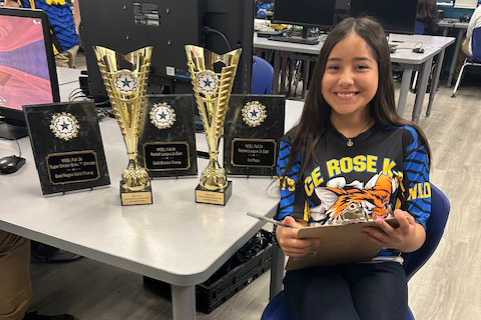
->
<box><xmin>49</xmin><ymin>112</ymin><xmax>79</xmax><ymax>141</ymax></box>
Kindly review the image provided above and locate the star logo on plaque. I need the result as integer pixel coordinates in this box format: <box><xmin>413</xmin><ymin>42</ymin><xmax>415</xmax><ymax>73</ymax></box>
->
<box><xmin>114</xmin><ymin>70</ymin><xmax>138</xmax><ymax>95</ymax></box>
<box><xmin>49</xmin><ymin>112</ymin><xmax>80</xmax><ymax>141</ymax></box>
<box><xmin>195</xmin><ymin>70</ymin><xmax>219</xmax><ymax>95</ymax></box>
<box><xmin>242</xmin><ymin>101</ymin><xmax>267</xmax><ymax>127</ymax></box>
<box><xmin>150</xmin><ymin>102</ymin><xmax>176</xmax><ymax>129</ymax></box>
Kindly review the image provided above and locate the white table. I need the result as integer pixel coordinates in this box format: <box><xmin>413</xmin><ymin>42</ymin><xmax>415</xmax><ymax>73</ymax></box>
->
<box><xmin>254</xmin><ymin>33</ymin><xmax>455</xmax><ymax>123</ymax></box>
<box><xmin>0</xmin><ymin>105</ymin><xmax>298</xmax><ymax>320</ymax></box>
<box><xmin>388</xmin><ymin>34</ymin><xmax>455</xmax><ymax>121</ymax></box>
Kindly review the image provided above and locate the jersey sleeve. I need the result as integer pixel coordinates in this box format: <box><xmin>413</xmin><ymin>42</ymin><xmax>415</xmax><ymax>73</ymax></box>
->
<box><xmin>276</xmin><ymin>137</ymin><xmax>305</xmax><ymax>221</ymax></box>
<box><xmin>400</xmin><ymin>127</ymin><xmax>431</xmax><ymax>229</ymax></box>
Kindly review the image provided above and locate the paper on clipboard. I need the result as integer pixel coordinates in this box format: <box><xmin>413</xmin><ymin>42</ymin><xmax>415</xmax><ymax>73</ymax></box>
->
<box><xmin>286</xmin><ymin>218</ymin><xmax>399</xmax><ymax>270</ymax></box>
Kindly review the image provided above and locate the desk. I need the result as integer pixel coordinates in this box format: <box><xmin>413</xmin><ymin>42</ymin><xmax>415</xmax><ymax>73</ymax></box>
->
<box><xmin>0</xmin><ymin>114</ymin><xmax>286</xmax><ymax>319</ymax></box>
<box><xmin>388</xmin><ymin>34</ymin><xmax>455</xmax><ymax>120</ymax></box>
<box><xmin>254</xmin><ymin>33</ymin><xmax>454</xmax><ymax>123</ymax></box>
<box><xmin>438</xmin><ymin>19</ymin><xmax>469</xmax><ymax>87</ymax></box>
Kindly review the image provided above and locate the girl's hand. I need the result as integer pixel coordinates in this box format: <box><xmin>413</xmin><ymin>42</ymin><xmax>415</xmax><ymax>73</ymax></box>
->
<box><xmin>362</xmin><ymin>209</ymin><xmax>426</xmax><ymax>252</ymax></box>
<box><xmin>276</xmin><ymin>216</ymin><xmax>320</xmax><ymax>257</ymax></box>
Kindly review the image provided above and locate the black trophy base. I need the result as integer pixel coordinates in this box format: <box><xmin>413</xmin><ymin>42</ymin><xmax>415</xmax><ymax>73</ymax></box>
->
<box><xmin>195</xmin><ymin>181</ymin><xmax>232</xmax><ymax>206</ymax></box>
<box><xmin>120</xmin><ymin>182</ymin><xmax>153</xmax><ymax>206</ymax></box>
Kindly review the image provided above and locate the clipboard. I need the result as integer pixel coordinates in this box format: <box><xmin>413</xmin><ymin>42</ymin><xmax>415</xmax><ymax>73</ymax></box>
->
<box><xmin>286</xmin><ymin>218</ymin><xmax>399</xmax><ymax>270</ymax></box>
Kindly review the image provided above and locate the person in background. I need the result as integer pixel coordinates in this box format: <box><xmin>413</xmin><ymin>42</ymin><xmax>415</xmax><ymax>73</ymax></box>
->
<box><xmin>454</xmin><ymin>4</ymin><xmax>481</xmax><ymax>80</ymax></box>
<box><xmin>4</xmin><ymin>0</ymin><xmax>79</xmax><ymax>68</ymax></box>
<box><xmin>0</xmin><ymin>231</ymin><xmax>75</xmax><ymax>320</ymax></box>
<box><xmin>416</xmin><ymin>0</ymin><xmax>440</xmax><ymax>35</ymax></box>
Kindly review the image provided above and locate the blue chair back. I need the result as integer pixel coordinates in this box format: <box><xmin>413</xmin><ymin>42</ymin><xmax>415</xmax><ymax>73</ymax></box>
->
<box><xmin>471</xmin><ymin>27</ymin><xmax>481</xmax><ymax>62</ymax></box>
<box><xmin>252</xmin><ymin>55</ymin><xmax>274</xmax><ymax>94</ymax></box>
<box><xmin>402</xmin><ymin>184</ymin><xmax>450</xmax><ymax>280</ymax></box>
<box><xmin>414</xmin><ymin>20</ymin><xmax>426</xmax><ymax>35</ymax></box>
<box><xmin>261</xmin><ymin>184</ymin><xmax>450</xmax><ymax>320</ymax></box>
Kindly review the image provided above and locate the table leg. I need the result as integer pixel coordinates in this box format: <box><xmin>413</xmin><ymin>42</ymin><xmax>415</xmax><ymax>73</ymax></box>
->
<box><xmin>447</xmin><ymin>29</ymin><xmax>466</xmax><ymax>88</ymax></box>
<box><xmin>426</xmin><ymin>49</ymin><xmax>446</xmax><ymax>117</ymax></box>
<box><xmin>280</xmin><ymin>53</ymin><xmax>288</xmax><ymax>94</ymax></box>
<box><xmin>172</xmin><ymin>285</ymin><xmax>196</xmax><ymax>320</ymax></box>
<box><xmin>397</xmin><ymin>66</ymin><xmax>413</xmax><ymax>118</ymax></box>
<box><xmin>273</xmin><ymin>51</ymin><xmax>281</xmax><ymax>95</ymax></box>
<box><xmin>443</xmin><ymin>27</ymin><xmax>449</xmax><ymax>37</ymax></box>
<box><xmin>412</xmin><ymin>57</ymin><xmax>433</xmax><ymax>123</ymax></box>
<box><xmin>270</xmin><ymin>245</ymin><xmax>285</xmax><ymax>299</ymax></box>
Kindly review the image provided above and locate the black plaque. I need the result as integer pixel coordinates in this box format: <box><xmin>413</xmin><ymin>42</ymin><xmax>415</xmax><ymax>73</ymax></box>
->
<box><xmin>23</xmin><ymin>101</ymin><xmax>110</xmax><ymax>195</ymax></box>
<box><xmin>139</xmin><ymin>94</ymin><xmax>197</xmax><ymax>178</ymax></box>
<box><xmin>224</xmin><ymin>95</ymin><xmax>285</xmax><ymax>176</ymax></box>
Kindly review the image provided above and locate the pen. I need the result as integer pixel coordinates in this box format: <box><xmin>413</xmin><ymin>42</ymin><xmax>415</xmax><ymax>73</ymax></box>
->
<box><xmin>246</xmin><ymin>211</ymin><xmax>297</xmax><ymax>228</ymax></box>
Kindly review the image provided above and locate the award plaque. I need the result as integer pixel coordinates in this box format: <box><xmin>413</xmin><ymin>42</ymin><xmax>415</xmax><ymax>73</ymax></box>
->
<box><xmin>185</xmin><ymin>45</ymin><xmax>242</xmax><ymax>206</ymax></box>
<box><xmin>224</xmin><ymin>95</ymin><xmax>285</xmax><ymax>176</ymax></box>
<box><xmin>23</xmin><ymin>101</ymin><xmax>110</xmax><ymax>195</ymax></box>
<box><xmin>139</xmin><ymin>94</ymin><xmax>198</xmax><ymax>178</ymax></box>
<box><xmin>94</xmin><ymin>46</ymin><xmax>153</xmax><ymax>206</ymax></box>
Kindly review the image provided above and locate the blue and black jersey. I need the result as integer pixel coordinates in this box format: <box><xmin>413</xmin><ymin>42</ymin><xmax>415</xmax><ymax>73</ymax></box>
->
<box><xmin>276</xmin><ymin>123</ymin><xmax>431</xmax><ymax>261</ymax></box>
<box><xmin>21</xmin><ymin>0</ymin><xmax>79</xmax><ymax>53</ymax></box>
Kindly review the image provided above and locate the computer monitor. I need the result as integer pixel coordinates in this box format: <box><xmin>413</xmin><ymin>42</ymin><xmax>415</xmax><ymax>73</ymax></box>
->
<box><xmin>79</xmin><ymin>0</ymin><xmax>205</xmax><ymax>98</ymax></box>
<box><xmin>203</xmin><ymin>0</ymin><xmax>254</xmax><ymax>94</ymax></box>
<box><xmin>0</xmin><ymin>7</ymin><xmax>60</xmax><ymax>139</ymax></box>
<box><xmin>80</xmin><ymin>0</ymin><xmax>253</xmax><ymax>99</ymax></box>
<box><xmin>273</xmin><ymin>0</ymin><xmax>337</xmax><ymax>36</ymax></box>
<box><xmin>454</xmin><ymin>0</ymin><xmax>478</xmax><ymax>8</ymax></box>
<box><xmin>350</xmin><ymin>0</ymin><xmax>419</xmax><ymax>34</ymax></box>
<box><xmin>437</xmin><ymin>0</ymin><xmax>454</xmax><ymax>5</ymax></box>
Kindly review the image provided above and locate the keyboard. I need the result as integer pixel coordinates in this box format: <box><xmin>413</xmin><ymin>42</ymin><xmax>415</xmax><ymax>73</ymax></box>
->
<box><xmin>268</xmin><ymin>35</ymin><xmax>320</xmax><ymax>45</ymax></box>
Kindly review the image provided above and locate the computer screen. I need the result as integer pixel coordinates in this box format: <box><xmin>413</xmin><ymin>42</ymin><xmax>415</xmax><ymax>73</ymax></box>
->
<box><xmin>273</xmin><ymin>0</ymin><xmax>337</xmax><ymax>28</ymax></box>
<box><xmin>0</xmin><ymin>7</ymin><xmax>59</xmax><ymax>139</ymax></box>
<box><xmin>350</xmin><ymin>0</ymin><xmax>419</xmax><ymax>34</ymax></box>
<box><xmin>454</xmin><ymin>0</ymin><xmax>478</xmax><ymax>8</ymax></box>
<box><xmin>437</xmin><ymin>0</ymin><xmax>454</xmax><ymax>5</ymax></box>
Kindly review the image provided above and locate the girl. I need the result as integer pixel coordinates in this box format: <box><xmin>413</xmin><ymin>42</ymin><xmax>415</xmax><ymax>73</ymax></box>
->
<box><xmin>276</xmin><ymin>17</ymin><xmax>431</xmax><ymax>320</ymax></box>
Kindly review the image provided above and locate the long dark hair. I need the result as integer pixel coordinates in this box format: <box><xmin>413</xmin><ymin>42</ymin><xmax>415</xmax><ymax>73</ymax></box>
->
<box><xmin>282</xmin><ymin>17</ymin><xmax>431</xmax><ymax>179</ymax></box>
<box><xmin>416</xmin><ymin>0</ymin><xmax>439</xmax><ymax>34</ymax></box>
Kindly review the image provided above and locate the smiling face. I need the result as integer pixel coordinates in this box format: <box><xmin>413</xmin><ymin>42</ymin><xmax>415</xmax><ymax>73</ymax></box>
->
<box><xmin>321</xmin><ymin>32</ymin><xmax>379</xmax><ymax>120</ymax></box>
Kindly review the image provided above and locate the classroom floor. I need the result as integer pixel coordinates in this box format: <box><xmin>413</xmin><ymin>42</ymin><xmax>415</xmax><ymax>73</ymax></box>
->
<box><xmin>27</xmin><ymin>53</ymin><xmax>481</xmax><ymax>320</ymax></box>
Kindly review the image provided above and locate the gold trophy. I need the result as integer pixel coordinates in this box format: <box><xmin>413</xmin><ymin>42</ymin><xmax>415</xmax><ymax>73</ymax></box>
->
<box><xmin>185</xmin><ymin>45</ymin><xmax>242</xmax><ymax>205</ymax></box>
<box><xmin>94</xmin><ymin>46</ymin><xmax>153</xmax><ymax>206</ymax></box>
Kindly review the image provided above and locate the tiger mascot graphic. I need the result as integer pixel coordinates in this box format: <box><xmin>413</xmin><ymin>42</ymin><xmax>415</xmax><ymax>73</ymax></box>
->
<box><xmin>309</xmin><ymin>172</ymin><xmax>403</xmax><ymax>225</ymax></box>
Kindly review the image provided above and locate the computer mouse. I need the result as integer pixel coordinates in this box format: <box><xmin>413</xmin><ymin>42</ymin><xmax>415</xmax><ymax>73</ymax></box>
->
<box><xmin>0</xmin><ymin>155</ymin><xmax>26</xmax><ymax>174</ymax></box>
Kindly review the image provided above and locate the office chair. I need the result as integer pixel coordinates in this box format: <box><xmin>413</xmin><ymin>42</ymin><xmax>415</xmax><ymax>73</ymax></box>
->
<box><xmin>261</xmin><ymin>184</ymin><xmax>450</xmax><ymax>320</ymax></box>
<box><xmin>452</xmin><ymin>27</ymin><xmax>481</xmax><ymax>97</ymax></box>
<box><xmin>252</xmin><ymin>55</ymin><xmax>274</xmax><ymax>94</ymax></box>
<box><xmin>414</xmin><ymin>20</ymin><xmax>426</xmax><ymax>35</ymax></box>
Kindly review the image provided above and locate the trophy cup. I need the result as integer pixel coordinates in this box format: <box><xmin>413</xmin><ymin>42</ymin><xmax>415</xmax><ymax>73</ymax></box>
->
<box><xmin>185</xmin><ymin>45</ymin><xmax>242</xmax><ymax>205</ymax></box>
<box><xmin>94</xmin><ymin>46</ymin><xmax>153</xmax><ymax>206</ymax></box>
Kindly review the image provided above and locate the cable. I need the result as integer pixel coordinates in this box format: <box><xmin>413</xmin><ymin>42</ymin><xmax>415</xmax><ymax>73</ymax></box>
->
<box><xmin>203</xmin><ymin>26</ymin><xmax>232</xmax><ymax>51</ymax></box>
<box><xmin>13</xmin><ymin>137</ymin><xmax>21</xmax><ymax>158</ymax></box>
